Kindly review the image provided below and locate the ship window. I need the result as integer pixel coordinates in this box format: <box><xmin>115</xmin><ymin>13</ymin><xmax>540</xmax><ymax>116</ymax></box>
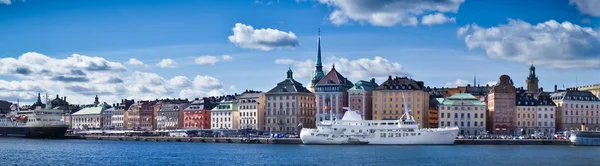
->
<box><xmin>351</xmin><ymin>129</ymin><xmax>355</xmax><ymax>133</ymax></box>
<box><xmin>418</xmin><ymin>133</ymin><xmax>421</xmax><ymax>135</ymax></box>
<box><xmin>381</xmin><ymin>133</ymin><xmax>386</xmax><ymax>138</ymax></box>
<box><xmin>388</xmin><ymin>133</ymin><xmax>393</xmax><ymax>137</ymax></box>
<box><xmin>395</xmin><ymin>133</ymin><xmax>401</xmax><ymax>137</ymax></box>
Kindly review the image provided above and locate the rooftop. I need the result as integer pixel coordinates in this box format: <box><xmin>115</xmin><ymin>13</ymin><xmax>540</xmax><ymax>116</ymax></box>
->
<box><xmin>376</xmin><ymin>76</ymin><xmax>425</xmax><ymax>90</ymax></box>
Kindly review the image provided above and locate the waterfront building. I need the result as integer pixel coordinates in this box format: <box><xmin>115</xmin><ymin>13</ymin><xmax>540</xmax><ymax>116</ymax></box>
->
<box><xmin>348</xmin><ymin>79</ymin><xmax>378</xmax><ymax>120</ymax></box>
<box><xmin>238</xmin><ymin>90</ymin><xmax>266</xmax><ymax>130</ymax></box>
<box><xmin>372</xmin><ymin>76</ymin><xmax>429</xmax><ymax>127</ymax></box>
<box><xmin>265</xmin><ymin>68</ymin><xmax>315</xmax><ymax>132</ymax></box>
<box><xmin>111</xmin><ymin>105</ymin><xmax>126</xmax><ymax>130</ymax></box>
<box><xmin>525</xmin><ymin>64</ymin><xmax>540</xmax><ymax>94</ymax></box>
<box><xmin>437</xmin><ymin>93</ymin><xmax>486</xmax><ymax>135</ymax></box>
<box><xmin>181</xmin><ymin>98</ymin><xmax>217</xmax><ymax>129</ymax></box>
<box><xmin>126</xmin><ymin>103</ymin><xmax>141</xmax><ymax>129</ymax></box>
<box><xmin>428</xmin><ymin>99</ymin><xmax>439</xmax><ymax>128</ymax></box>
<box><xmin>211</xmin><ymin>98</ymin><xmax>238</xmax><ymax>129</ymax></box>
<box><xmin>102</xmin><ymin>107</ymin><xmax>113</xmax><ymax>129</ymax></box>
<box><xmin>487</xmin><ymin>75</ymin><xmax>517</xmax><ymax>135</ymax></box>
<box><xmin>551</xmin><ymin>88</ymin><xmax>600</xmax><ymax>131</ymax></box>
<box><xmin>156</xmin><ymin>103</ymin><xmax>187</xmax><ymax>130</ymax></box>
<box><xmin>516</xmin><ymin>89</ymin><xmax>556</xmax><ymax>136</ymax></box>
<box><xmin>309</xmin><ymin>29</ymin><xmax>325</xmax><ymax>93</ymax></box>
<box><xmin>138</xmin><ymin>101</ymin><xmax>153</xmax><ymax>130</ymax></box>
<box><xmin>314</xmin><ymin>64</ymin><xmax>353</xmax><ymax>123</ymax></box>
<box><xmin>71</xmin><ymin>103</ymin><xmax>109</xmax><ymax>130</ymax></box>
<box><xmin>575</xmin><ymin>84</ymin><xmax>600</xmax><ymax>99</ymax></box>
<box><xmin>62</xmin><ymin>113</ymin><xmax>72</xmax><ymax>129</ymax></box>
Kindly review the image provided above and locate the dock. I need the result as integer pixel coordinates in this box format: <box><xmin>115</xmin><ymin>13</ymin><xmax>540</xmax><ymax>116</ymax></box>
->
<box><xmin>70</xmin><ymin>135</ymin><xmax>572</xmax><ymax>145</ymax></box>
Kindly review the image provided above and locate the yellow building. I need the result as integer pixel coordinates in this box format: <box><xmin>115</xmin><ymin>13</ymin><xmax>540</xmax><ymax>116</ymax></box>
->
<box><xmin>576</xmin><ymin>84</ymin><xmax>600</xmax><ymax>99</ymax></box>
<box><xmin>372</xmin><ymin>76</ymin><xmax>429</xmax><ymax>127</ymax></box>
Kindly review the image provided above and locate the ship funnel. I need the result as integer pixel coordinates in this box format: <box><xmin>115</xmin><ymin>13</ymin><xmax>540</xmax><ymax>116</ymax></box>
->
<box><xmin>581</xmin><ymin>123</ymin><xmax>586</xmax><ymax>131</ymax></box>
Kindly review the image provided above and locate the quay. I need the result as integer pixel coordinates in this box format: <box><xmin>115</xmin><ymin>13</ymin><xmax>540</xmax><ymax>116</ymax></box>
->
<box><xmin>70</xmin><ymin>135</ymin><xmax>572</xmax><ymax>145</ymax></box>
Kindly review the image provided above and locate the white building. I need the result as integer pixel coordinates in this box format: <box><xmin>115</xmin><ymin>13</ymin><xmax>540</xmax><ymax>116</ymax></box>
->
<box><xmin>238</xmin><ymin>91</ymin><xmax>265</xmax><ymax>130</ymax></box>
<box><xmin>111</xmin><ymin>106</ymin><xmax>126</xmax><ymax>130</ymax></box>
<box><xmin>551</xmin><ymin>89</ymin><xmax>600</xmax><ymax>131</ymax></box>
<box><xmin>102</xmin><ymin>107</ymin><xmax>113</xmax><ymax>129</ymax></box>
<box><xmin>211</xmin><ymin>99</ymin><xmax>238</xmax><ymax>130</ymax></box>
<box><xmin>515</xmin><ymin>90</ymin><xmax>556</xmax><ymax>136</ymax></box>
<box><xmin>71</xmin><ymin>104</ymin><xmax>108</xmax><ymax>130</ymax></box>
<box><xmin>436</xmin><ymin>93</ymin><xmax>486</xmax><ymax>136</ymax></box>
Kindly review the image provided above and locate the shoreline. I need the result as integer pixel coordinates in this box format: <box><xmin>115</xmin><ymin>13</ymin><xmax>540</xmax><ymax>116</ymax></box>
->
<box><xmin>67</xmin><ymin>135</ymin><xmax>573</xmax><ymax>145</ymax></box>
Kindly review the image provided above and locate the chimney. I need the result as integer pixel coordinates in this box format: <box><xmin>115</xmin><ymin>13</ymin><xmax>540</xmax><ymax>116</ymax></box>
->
<box><xmin>371</xmin><ymin>78</ymin><xmax>376</xmax><ymax>83</ymax></box>
<box><xmin>388</xmin><ymin>75</ymin><xmax>392</xmax><ymax>80</ymax></box>
<box><xmin>554</xmin><ymin>85</ymin><xmax>558</xmax><ymax>92</ymax></box>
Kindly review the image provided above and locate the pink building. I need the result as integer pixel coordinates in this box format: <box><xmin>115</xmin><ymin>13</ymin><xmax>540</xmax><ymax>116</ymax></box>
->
<box><xmin>314</xmin><ymin>65</ymin><xmax>354</xmax><ymax>124</ymax></box>
<box><xmin>487</xmin><ymin>75</ymin><xmax>517</xmax><ymax>135</ymax></box>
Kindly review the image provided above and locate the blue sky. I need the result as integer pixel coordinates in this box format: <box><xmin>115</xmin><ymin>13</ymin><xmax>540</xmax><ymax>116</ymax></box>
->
<box><xmin>0</xmin><ymin>0</ymin><xmax>599</xmax><ymax>104</ymax></box>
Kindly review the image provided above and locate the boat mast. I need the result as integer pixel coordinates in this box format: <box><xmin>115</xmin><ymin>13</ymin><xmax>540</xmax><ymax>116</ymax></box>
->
<box><xmin>400</xmin><ymin>92</ymin><xmax>413</xmax><ymax>121</ymax></box>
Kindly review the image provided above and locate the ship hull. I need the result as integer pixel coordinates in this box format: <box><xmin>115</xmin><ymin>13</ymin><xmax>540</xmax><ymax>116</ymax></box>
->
<box><xmin>301</xmin><ymin>128</ymin><xmax>460</xmax><ymax>145</ymax></box>
<box><xmin>0</xmin><ymin>126</ymin><xmax>68</xmax><ymax>139</ymax></box>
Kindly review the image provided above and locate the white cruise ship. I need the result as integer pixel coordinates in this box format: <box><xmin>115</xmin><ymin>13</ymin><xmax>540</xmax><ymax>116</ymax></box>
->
<box><xmin>300</xmin><ymin>92</ymin><xmax>459</xmax><ymax>145</ymax></box>
<box><xmin>0</xmin><ymin>98</ymin><xmax>68</xmax><ymax>138</ymax></box>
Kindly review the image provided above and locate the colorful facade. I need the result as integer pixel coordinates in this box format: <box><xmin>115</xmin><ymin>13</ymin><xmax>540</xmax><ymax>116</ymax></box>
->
<box><xmin>314</xmin><ymin>65</ymin><xmax>353</xmax><ymax>123</ymax></box>
<box><xmin>211</xmin><ymin>99</ymin><xmax>238</xmax><ymax>129</ymax></box>
<box><xmin>181</xmin><ymin>98</ymin><xmax>217</xmax><ymax>129</ymax></box>
<box><xmin>551</xmin><ymin>89</ymin><xmax>600</xmax><ymax>131</ymax></box>
<box><xmin>372</xmin><ymin>76</ymin><xmax>429</xmax><ymax>127</ymax></box>
<box><xmin>237</xmin><ymin>91</ymin><xmax>266</xmax><ymax>130</ymax></box>
<box><xmin>265</xmin><ymin>68</ymin><xmax>315</xmax><ymax>132</ymax></box>
<box><xmin>126</xmin><ymin>103</ymin><xmax>140</xmax><ymax>129</ymax></box>
<box><xmin>437</xmin><ymin>93</ymin><xmax>486</xmax><ymax>136</ymax></box>
<box><xmin>348</xmin><ymin>79</ymin><xmax>378</xmax><ymax>120</ymax></box>
<box><xmin>516</xmin><ymin>90</ymin><xmax>556</xmax><ymax>136</ymax></box>
<box><xmin>138</xmin><ymin>101</ymin><xmax>154</xmax><ymax>130</ymax></box>
<box><xmin>487</xmin><ymin>75</ymin><xmax>517</xmax><ymax>135</ymax></box>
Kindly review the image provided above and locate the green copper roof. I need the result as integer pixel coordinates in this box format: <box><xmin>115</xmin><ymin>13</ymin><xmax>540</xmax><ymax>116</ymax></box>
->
<box><xmin>211</xmin><ymin>100</ymin><xmax>238</xmax><ymax>112</ymax></box>
<box><xmin>349</xmin><ymin>79</ymin><xmax>378</xmax><ymax>91</ymax></box>
<box><xmin>438</xmin><ymin>93</ymin><xmax>485</xmax><ymax>106</ymax></box>
<box><xmin>73</xmin><ymin>106</ymin><xmax>105</xmax><ymax>115</ymax></box>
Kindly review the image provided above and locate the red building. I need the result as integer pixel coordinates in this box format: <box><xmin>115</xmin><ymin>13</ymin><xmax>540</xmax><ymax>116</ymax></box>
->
<box><xmin>181</xmin><ymin>98</ymin><xmax>217</xmax><ymax>129</ymax></box>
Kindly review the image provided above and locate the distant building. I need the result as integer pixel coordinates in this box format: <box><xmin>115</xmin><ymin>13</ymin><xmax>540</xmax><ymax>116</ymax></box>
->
<box><xmin>71</xmin><ymin>104</ymin><xmax>109</xmax><ymax>130</ymax></box>
<box><xmin>575</xmin><ymin>84</ymin><xmax>600</xmax><ymax>99</ymax></box>
<box><xmin>138</xmin><ymin>101</ymin><xmax>153</xmax><ymax>130</ymax></box>
<box><xmin>437</xmin><ymin>93</ymin><xmax>486</xmax><ymax>136</ymax></box>
<box><xmin>516</xmin><ymin>89</ymin><xmax>556</xmax><ymax>136</ymax></box>
<box><xmin>103</xmin><ymin>107</ymin><xmax>113</xmax><ymax>129</ymax></box>
<box><xmin>265</xmin><ymin>68</ymin><xmax>315</xmax><ymax>133</ymax></box>
<box><xmin>156</xmin><ymin>103</ymin><xmax>187</xmax><ymax>130</ymax></box>
<box><xmin>372</xmin><ymin>76</ymin><xmax>429</xmax><ymax>127</ymax></box>
<box><xmin>237</xmin><ymin>90</ymin><xmax>266</xmax><ymax>130</ymax></box>
<box><xmin>551</xmin><ymin>88</ymin><xmax>600</xmax><ymax>131</ymax></box>
<box><xmin>314</xmin><ymin>65</ymin><xmax>353</xmax><ymax>123</ymax></box>
<box><xmin>211</xmin><ymin>99</ymin><xmax>238</xmax><ymax>129</ymax></box>
<box><xmin>348</xmin><ymin>79</ymin><xmax>378</xmax><ymax>120</ymax></box>
<box><xmin>126</xmin><ymin>103</ymin><xmax>141</xmax><ymax>130</ymax></box>
<box><xmin>487</xmin><ymin>75</ymin><xmax>517</xmax><ymax>135</ymax></box>
<box><xmin>111</xmin><ymin>105</ymin><xmax>126</xmax><ymax>130</ymax></box>
<box><xmin>181</xmin><ymin>98</ymin><xmax>217</xmax><ymax>129</ymax></box>
<box><xmin>0</xmin><ymin>100</ymin><xmax>12</xmax><ymax>114</ymax></box>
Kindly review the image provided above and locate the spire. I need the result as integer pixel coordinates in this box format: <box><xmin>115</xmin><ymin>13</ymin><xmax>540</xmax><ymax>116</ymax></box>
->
<box><xmin>287</xmin><ymin>67</ymin><xmax>293</xmax><ymax>79</ymax></box>
<box><xmin>94</xmin><ymin>95</ymin><xmax>99</xmax><ymax>105</ymax></box>
<box><xmin>37</xmin><ymin>93</ymin><xmax>41</xmax><ymax>103</ymax></box>
<box><xmin>473</xmin><ymin>74</ymin><xmax>476</xmax><ymax>87</ymax></box>
<box><xmin>332</xmin><ymin>63</ymin><xmax>335</xmax><ymax>70</ymax></box>
<box><xmin>316</xmin><ymin>28</ymin><xmax>323</xmax><ymax>70</ymax></box>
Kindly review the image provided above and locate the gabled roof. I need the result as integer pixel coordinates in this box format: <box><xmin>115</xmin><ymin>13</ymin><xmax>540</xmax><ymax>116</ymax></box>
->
<box><xmin>73</xmin><ymin>106</ymin><xmax>105</xmax><ymax>115</ymax></box>
<box><xmin>349</xmin><ymin>79</ymin><xmax>378</xmax><ymax>91</ymax></box>
<box><xmin>376</xmin><ymin>76</ymin><xmax>424</xmax><ymax>90</ymax></box>
<box><xmin>315</xmin><ymin>66</ymin><xmax>353</xmax><ymax>87</ymax></box>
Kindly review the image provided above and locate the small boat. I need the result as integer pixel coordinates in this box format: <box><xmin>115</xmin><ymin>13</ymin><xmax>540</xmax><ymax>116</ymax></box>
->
<box><xmin>240</xmin><ymin>138</ymin><xmax>260</xmax><ymax>144</ymax></box>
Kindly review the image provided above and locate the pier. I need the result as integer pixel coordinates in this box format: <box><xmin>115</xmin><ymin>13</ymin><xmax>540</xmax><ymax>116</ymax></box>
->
<box><xmin>71</xmin><ymin>135</ymin><xmax>572</xmax><ymax>145</ymax></box>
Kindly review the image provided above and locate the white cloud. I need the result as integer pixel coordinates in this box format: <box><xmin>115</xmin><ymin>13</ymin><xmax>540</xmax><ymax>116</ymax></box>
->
<box><xmin>274</xmin><ymin>56</ymin><xmax>409</xmax><ymax>81</ymax></box>
<box><xmin>126</xmin><ymin>58</ymin><xmax>148</xmax><ymax>67</ymax></box>
<box><xmin>317</xmin><ymin>0</ymin><xmax>465</xmax><ymax>27</ymax></box>
<box><xmin>193</xmin><ymin>75</ymin><xmax>224</xmax><ymax>90</ymax></box>
<box><xmin>460</xmin><ymin>19</ymin><xmax>600</xmax><ymax>69</ymax></box>
<box><xmin>0</xmin><ymin>0</ymin><xmax>11</xmax><ymax>5</ymax></box>
<box><xmin>222</xmin><ymin>55</ymin><xmax>233</xmax><ymax>61</ymax></box>
<box><xmin>168</xmin><ymin>76</ymin><xmax>192</xmax><ymax>89</ymax></box>
<box><xmin>156</xmin><ymin>58</ymin><xmax>178</xmax><ymax>68</ymax></box>
<box><xmin>229</xmin><ymin>85</ymin><xmax>236</xmax><ymax>90</ymax></box>
<box><xmin>274</xmin><ymin>59</ymin><xmax>295</xmax><ymax>65</ymax></box>
<box><xmin>0</xmin><ymin>52</ymin><xmax>230</xmax><ymax>104</ymax></box>
<box><xmin>570</xmin><ymin>0</ymin><xmax>600</xmax><ymax>17</ymax></box>
<box><xmin>195</xmin><ymin>56</ymin><xmax>220</xmax><ymax>65</ymax></box>
<box><xmin>179</xmin><ymin>89</ymin><xmax>227</xmax><ymax>100</ymax></box>
<box><xmin>421</xmin><ymin>13</ymin><xmax>456</xmax><ymax>26</ymax></box>
<box><xmin>581</xmin><ymin>18</ymin><xmax>591</xmax><ymax>24</ymax></box>
<box><xmin>445</xmin><ymin>79</ymin><xmax>471</xmax><ymax>87</ymax></box>
<box><xmin>228</xmin><ymin>23</ymin><xmax>299</xmax><ymax>51</ymax></box>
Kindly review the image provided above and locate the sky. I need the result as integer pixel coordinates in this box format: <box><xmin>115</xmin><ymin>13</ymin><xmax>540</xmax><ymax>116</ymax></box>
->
<box><xmin>0</xmin><ymin>0</ymin><xmax>599</xmax><ymax>105</ymax></box>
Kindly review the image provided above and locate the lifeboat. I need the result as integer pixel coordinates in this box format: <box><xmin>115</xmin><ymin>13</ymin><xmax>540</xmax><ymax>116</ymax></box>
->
<box><xmin>15</xmin><ymin>115</ymin><xmax>28</xmax><ymax>122</ymax></box>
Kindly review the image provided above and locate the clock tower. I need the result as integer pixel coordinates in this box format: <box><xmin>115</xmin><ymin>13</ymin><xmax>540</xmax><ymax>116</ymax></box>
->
<box><xmin>526</xmin><ymin>64</ymin><xmax>539</xmax><ymax>93</ymax></box>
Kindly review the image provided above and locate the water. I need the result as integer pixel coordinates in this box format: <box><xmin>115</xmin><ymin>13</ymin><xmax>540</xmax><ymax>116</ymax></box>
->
<box><xmin>1</xmin><ymin>138</ymin><xmax>599</xmax><ymax>166</ymax></box>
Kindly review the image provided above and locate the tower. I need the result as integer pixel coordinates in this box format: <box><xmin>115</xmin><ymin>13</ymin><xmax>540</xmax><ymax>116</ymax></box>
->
<box><xmin>94</xmin><ymin>95</ymin><xmax>100</xmax><ymax>105</ymax></box>
<box><xmin>287</xmin><ymin>67</ymin><xmax>293</xmax><ymax>79</ymax></box>
<box><xmin>526</xmin><ymin>64</ymin><xmax>539</xmax><ymax>93</ymax></box>
<box><xmin>310</xmin><ymin>28</ymin><xmax>325</xmax><ymax>92</ymax></box>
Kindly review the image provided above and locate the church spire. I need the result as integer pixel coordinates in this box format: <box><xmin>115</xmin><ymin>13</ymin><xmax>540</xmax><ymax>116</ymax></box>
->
<box><xmin>316</xmin><ymin>28</ymin><xmax>323</xmax><ymax>71</ymax></box>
